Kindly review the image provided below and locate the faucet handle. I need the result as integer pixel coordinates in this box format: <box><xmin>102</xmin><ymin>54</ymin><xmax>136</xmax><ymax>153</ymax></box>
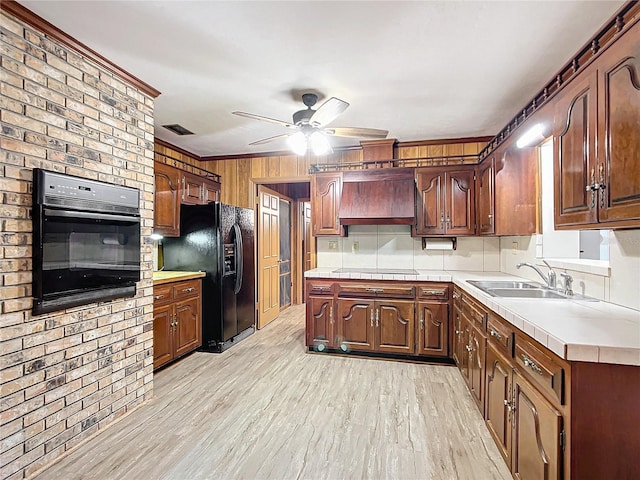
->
<box><xmin>560</xmin><ymin>272</ymin><xmax>574</xmax><ymax>295</ymax></box>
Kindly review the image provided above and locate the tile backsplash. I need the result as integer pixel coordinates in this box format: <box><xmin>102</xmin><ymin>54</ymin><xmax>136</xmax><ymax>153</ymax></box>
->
<box><xmin>317</xmin><ymin>225</ymin><xmax>500</xmax><ymax>272</ymax></box>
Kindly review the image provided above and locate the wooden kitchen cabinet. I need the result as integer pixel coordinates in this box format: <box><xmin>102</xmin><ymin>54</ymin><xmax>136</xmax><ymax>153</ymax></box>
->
<box><xmin>476</xmin><ymin>157</ymin><xmax>495</xmax><ymax>235</ymax></box>
<box><xmin>554</xmin><ymin>29</ymin><xmax>640</xmax><ymax>229</ymax></box>
<box><xmin>305</xmin><ymin>281</ymin><xmax>336</xmax><ymax>350</ymax></box>
<box><xmin>416</xmin><ymin>284</ymin><xmax>450</xmax><ymax>357</ymax></box>
<box><xmin>485</xmin><ymin>343</ymin><xmax>513</xmax><ymax>465</ymax></box>
<box><xmin>153</xmin><ymin>279</ymin><xmax>202</xmax><ymax>370</ymax></box>
<box><xmin>311</xmin><ymin>172</ymin><xmax>344</xmax><ymax>236</ymax></box>
<box><xmin>154</xmin><ymin>162</ymin><xmax>181</xmax><ymax>237</ymax></box>
<box><xmin>182</xmin><ymin>170</ymin><xmax>221</xmax><ymax>205</ymax></box>
<box><xmin>415</xmin><ymin>166</ymin><xmax>476</xmax><ymax>236</ymax></box>
<box><xmin>467</xmin><ymin>321</ymin><xmax>486</xmax><ymax>410</ymax></box>
<box><xmin>336</xmin><ymin>298</ymin><xmax>375</xmax><ymax>351</ymax></box>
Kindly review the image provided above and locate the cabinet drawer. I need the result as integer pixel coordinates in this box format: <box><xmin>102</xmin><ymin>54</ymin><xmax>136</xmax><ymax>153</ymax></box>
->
<box><xmin>417</xmin><ymin>284</ymin><xmax>449</xmax><ymax>300</ymax></box>
<box><xmin>307</xmin><ymin>281</ymin><xmax>334</xmax><ymax>296</ymax></box>
<box><xmin>337</xmin><ymin>283</ymin><xmax>415</xmax><ymax>299</ymax></box>
<box><xmin>486</xmin><ymin>313</ymin><xmax>514</xmax><ymax>357</ymax></box>
<box><xmin>514</xmin><ymin>335</ymin><xmax>564</xmax><ymax>405</ymax></box>
<box><xmin>153</xmin><ymin>284</ymin><xmax>173</xmax><ymax>304</ymax></box>
<box><xmin>173</xmin><ymin>280</ymin><xmax>201</xmax><ymax>301</ymax></box>
<box><xmin>461</xmin><ymin>294</ymin><xmax>486</xmax><ymax>328</ymax></box>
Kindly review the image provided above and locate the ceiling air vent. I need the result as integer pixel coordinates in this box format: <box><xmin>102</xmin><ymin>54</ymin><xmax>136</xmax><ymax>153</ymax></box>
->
<box><xmin>162</xmin><ymin>124</ymin><xmax>194</xmax><ymax>135</ymax></box>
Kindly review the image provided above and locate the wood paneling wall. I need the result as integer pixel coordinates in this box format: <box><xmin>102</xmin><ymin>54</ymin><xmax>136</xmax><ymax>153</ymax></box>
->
<box><xmin>155</xmin><ymin>138</ymin><xmax>489</xmax><ymax>209</ymax></box>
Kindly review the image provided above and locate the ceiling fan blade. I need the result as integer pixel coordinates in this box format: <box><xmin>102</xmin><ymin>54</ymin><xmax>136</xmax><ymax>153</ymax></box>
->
<box><xmin>248</xmin><ymin>133</ymin><xmax>291</xmax><ymax>146</ymax></box>
<box><xmin>232</xmin><ymin>111</ymin><xmax>295</xmax><ymax>128</ymax></box>
<box><xmin>309</xmin><ymin>97</ymin><xmax>349</xmax><ymax>127</ymax></box>
<box><xmin>324</xmin><ymin>127</ymin><xmax>389</xmax><ymax>139</ymax></box>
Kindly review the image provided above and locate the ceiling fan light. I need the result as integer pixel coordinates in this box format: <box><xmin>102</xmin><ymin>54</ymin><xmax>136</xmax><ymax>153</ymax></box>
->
<box><xmin>309</xmin><ymin>131</ymin><xmax>332</xmax><ymax>155</ymax></box>
<box><xmin>287</xmin><ymin>131</ymin><xmax>307</xmax><ymax>156</ymax></box>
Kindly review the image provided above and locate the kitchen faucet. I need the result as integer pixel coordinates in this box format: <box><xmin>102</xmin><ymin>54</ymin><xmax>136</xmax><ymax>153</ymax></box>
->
<box><xmin>516</xmin><ymin>260</ymin><xmax>557</xmax><ymax>289</ymax></box>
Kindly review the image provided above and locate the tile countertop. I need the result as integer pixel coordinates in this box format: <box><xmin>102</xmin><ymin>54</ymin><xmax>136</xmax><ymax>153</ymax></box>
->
<box><xmin>153</xmin><ymin>271</ymin><xmax>206</xmax><ymax>285</ymax></box>
<box><xmin>304</xmin><ymin>268</ymin><xmax>640</xmax><ymax>366</ymax></box>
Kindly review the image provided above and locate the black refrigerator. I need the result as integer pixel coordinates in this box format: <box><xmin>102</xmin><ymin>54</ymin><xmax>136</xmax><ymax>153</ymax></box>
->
<box><xmin>163</xmin><ymin>202</ymin><xmax>255</xmax><ymax>352</ymax></box>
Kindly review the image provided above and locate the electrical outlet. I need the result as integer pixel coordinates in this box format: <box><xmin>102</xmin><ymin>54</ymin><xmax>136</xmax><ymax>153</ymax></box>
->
<box><xmin>512</xmin><ymin>241</ymin><xmax>518</xmax><ymax>255</ymax></box>
<box><xmin>352</xmin><ymin>241</ymin><xmax>359</xmax><ymax>253</ymax></box>
<box><xmin>328</xmin><ymin>241</ymin><xmax>337</xmax><ymax>250</ymax></box>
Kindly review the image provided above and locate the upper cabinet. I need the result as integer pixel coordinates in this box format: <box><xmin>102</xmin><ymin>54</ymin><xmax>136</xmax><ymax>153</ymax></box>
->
<box><xmin>311</xmin><ymin>172</ymin><xmax>344</xmax><ymax>236</ymax></box>
<box><xmin>415</xmin><ymin>166</ymin><xmax>476</xmax><ymax>236</ymax></box>
<box><xmin>554</xmin><ymin>30</ymin><xmax>640</xmax><ymax>229</ymax></box>
<box><xmin>476</xmin><ymin>158</ymin><xmax>495</xmax><ymax>235</ymax></box>
<box><xmin>154</xmin><ymin>162</ymin><xmax>181</xmax><ymax>237</ymax></box>
<box><xmin>154</xmin><ymin>161</ymin><xmax>221</xmax><ymax>236</ymax></box>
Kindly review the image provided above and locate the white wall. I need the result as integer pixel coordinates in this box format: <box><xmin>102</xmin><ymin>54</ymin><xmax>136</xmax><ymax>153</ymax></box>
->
<box><xmin>316</xmin><ymin>225</ymin><xmax>500</xmax><ymax>271</ymax></box>
<box><xmin>500</xmin><ymin>230</ymin><xmax>640</xmax><ymax>311</ymax></box>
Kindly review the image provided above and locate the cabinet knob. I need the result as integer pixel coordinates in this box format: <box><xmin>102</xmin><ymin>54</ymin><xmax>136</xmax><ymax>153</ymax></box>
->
<box><xmin>154</xmin><ymin>294</ymin><xmax>165</xmax><ymax>300</ymax></box>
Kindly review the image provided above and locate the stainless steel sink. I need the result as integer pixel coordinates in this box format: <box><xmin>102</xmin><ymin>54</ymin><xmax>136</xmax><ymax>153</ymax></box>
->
<box><xmin>487</xmin><ymin>288</ymin><xmax>568</xmax><ymax>299</ymax></box>
<box><xmin>467</xmin><ymin>280</ymin><xmax>542</xmax><ymax>290</ymax></box>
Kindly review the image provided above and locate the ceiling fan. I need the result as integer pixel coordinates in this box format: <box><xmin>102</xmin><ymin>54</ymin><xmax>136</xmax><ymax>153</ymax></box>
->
<box><xmin>232</xmin><ymin>93</ymin><xmax>388</xmax><ymax>155</ymax></box>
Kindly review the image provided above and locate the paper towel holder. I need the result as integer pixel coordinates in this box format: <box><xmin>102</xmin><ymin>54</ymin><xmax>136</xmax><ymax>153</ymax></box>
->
<box><xmin>421</xmin><ymin>237</ymin><xmax>457</xmax><ymax>251</ymax></box>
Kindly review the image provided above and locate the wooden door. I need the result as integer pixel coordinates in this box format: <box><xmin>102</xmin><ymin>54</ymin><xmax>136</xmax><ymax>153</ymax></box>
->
<box><xmin>468</xmin><ymin>322</ymin><xmax>486</xmax><ymax>410</ymax></box>
<box><xmin>336</xmin><ymin>298</ymin><xmax>374</xmax><ymax>351</ymax></box>
<box><xmin>153</xmin><ymin>162</ymin><xmax>181</xmax><ymax>237</ymax></box>
<box><xmin>375</xmin><ymin>299</ymin><xmax>414</xmax><ymax>355</ymax></box>
<box><xmin>416</xmin><ymin>301</ymin><xmax>448</xmax><ymax>357</ymax></box>
<box><xmin>446</xmin><ymin>168</ymin><xmax>476</xmax><ymax>235</ymax></box>
<box><xmin>415</xmin><ymin>169</ymin><xmax>445</xmax><ymax>235</ymax></box>
<box><xmin>311</xmin><ymin>173</ymin><xmax>343</xmax><ymax>235</ymax></box>
<box><xmin>182</xmin><ymin>171</ymin><xmax>205</xmax><ymax>205</ymax></box>
<box><xmin>153</xmin><ymin>304</ymin><xmax>174</xmax><ymax>369</ymax></box>
<box><xmin>553</xmin><ymin>73</ymin><xmax>598</xmax><ymax>227</ymax></box>
<box><xmin>258</xmin><ymin>189</ymin><xmax>280</xmax><ymax>329</ymax></box>
<box><xmin>477</xmin><ymin>158</ymin><xmax>495</xmax><ymax>235</ymax></box>
<box><xmin>279</xmin><ymin>199</ymin><xmax>292</xmax><ymax>309</ymax></box>
<box><xmin>174</xmin><ymin>297</ymin><xmax>201</xmax><ymax>357</ymax></box>
<box><xmin>597</xmin><ymin>36</ymin><xmax>640</xmax><ymax>224</ymax></box>
<box><xmin>485</xmin><ymin>343</ymin><xmax>513</xmax><ymax>465</ymax></box>
<box><xmin>305</xmin><ymin>296</ymin><xmax>334</xmax><ymax>349</ymax></box>
<box><xmin>512</xmin><ymin>372</ymin><xmax>563</xmax><ymax>480</ymax></box>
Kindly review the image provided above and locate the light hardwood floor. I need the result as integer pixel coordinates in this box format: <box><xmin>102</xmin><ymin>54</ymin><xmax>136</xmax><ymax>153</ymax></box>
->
<box><xmin>34</xmin><ymin>305</ymin><xmax>512</xmax><ymax>480</ymax></box>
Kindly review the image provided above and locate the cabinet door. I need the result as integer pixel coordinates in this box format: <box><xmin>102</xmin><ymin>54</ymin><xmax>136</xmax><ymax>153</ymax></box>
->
<box><xmin>375</xmin><ymin>299</ymin><xmax>415</xmax><ymax>355</ymax></box>
<box><xmin>468</xmin><ymin>322</ymin><xmax>486</xmax><ymax>410</ymax></box>
<box><xmin>553</xmin><ymin>73</ymin><xmax>598</xmax><ymax>227</ymax></box>
<box><xmin>336</xmin><ymin>298</ymin><xmax>374</xmax><ymax>351</ymax></box>
<box><xmin>306</xmin><ymin>295</ymin><xmax>335</xmax><ymax>349</ymax></box>
<box><xmin>477</xmin><ymin>158</ymin><xmax>495</xmax><ymax>235</ymax></box>
<box><xmin>415</xmin><ymin>170</ymin><xmax>445</xmax><ymax>235</ymax></box>
<box><xmin>203</xmin><ymin>179</ymin><xmax>220</xmax><ymax>203</ymax></box>
<box><xmin>416</xmin><ymin>301</ymin><xmax>448</xmax><ymax>357</ymax></box>
<box><xmin>512</xmin><ymin>372</ymin><xmax>563</xmax><ymax>480</ymax></box>
<box><xmin>446</xmin><ymin>169</ymin><xmax>476</xmax><ymax>235</ymax></box>
<box><xmin>182</xmin><ymin>171</ymin><xmax>205</xmax><ymax>205</ymax></box>
<box><xmin>174</xmin><ymin>296</ymin><xmax>201</xmax><ymax>358</ymax></box>
<box><xmin>154</xmin><ymin>162</ymin><xmax>181</xmax><ymax>237</ymax></box>
<box><xmin>452</xmin><ymin>305</ymin><xmax>467</xmax><ymax>371</ymax></box>
<box><xmin>596</xmin><ymin>36</ymin><xmax>640</xmax><ymax>224</ymax></box>
<box><xmin>485</xmin><ymin>343</ymin><xmax>513</xmax><ymax>466</ymax></box>
<box><xmin>153</xmin><ymin>304</ymin><xmax>174</xmax><ymax>369</ymax></box>
<box><xmin>311</xmin><ymin>173</ymin><xmax>343</xmax><ymax>235</ymax></box>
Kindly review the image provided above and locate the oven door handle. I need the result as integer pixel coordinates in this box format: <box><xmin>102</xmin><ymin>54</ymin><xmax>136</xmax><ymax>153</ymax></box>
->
<box><xmin>44</xmin><ymin>208</ymin><xmax>140</xmax><ymax>224</ymax></box>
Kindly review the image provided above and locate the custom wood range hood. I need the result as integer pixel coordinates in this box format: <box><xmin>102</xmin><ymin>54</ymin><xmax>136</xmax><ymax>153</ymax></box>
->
<box><xmin>338</xmin><ymin>167</ymin><xmax>415</xmax><ymax>225</ymax></box>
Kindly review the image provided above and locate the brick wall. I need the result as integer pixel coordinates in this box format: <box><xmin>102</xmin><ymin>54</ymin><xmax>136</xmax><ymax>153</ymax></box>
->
<box><xmin>1</xmin><ymin>10</ymin><xmax>155</xmax><ymax>479</ymax></box>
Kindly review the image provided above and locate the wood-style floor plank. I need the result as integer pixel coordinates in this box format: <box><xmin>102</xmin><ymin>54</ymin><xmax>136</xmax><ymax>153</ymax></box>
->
<box><xmin>33</xmin><ymin>305</ymin><xmax>512</xmax><ymax>480</ymax></box>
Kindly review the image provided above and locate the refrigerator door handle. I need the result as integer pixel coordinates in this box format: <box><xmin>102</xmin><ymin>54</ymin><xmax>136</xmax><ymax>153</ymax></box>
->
<box><xmin>233</xmin><ymin>223</ymin><xmax>243</xmax><ymax>294</ymax></box>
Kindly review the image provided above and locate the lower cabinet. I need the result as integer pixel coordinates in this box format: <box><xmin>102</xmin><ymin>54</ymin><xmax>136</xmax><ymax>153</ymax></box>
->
<box><xmin>153</xmin><ymin>278</ymin><xmax>202</xmax><ymax>370</ymax></box>
<box><xmin>306</xmin><ymin>294</ymin><xmax>335</xmax><ymax>350</ymax></box>
<box><xmin>416</xmin><ymin>301</ymin><xmax>448</xmax><ymax>356</ymax></box>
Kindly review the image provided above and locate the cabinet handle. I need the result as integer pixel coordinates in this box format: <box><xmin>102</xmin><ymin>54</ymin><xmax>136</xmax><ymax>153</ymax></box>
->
<box><xmin>489</xmin><ymin>329</ymin><xmax>503</xmax><ymax>341</ymax></box>
<box><xmin>419</xmin><ymin>310</ymin><xmax>424</xmax><ymax>330</ymax></box>
<box><xmin>375</xmin><ymin>308</ymin><xmax>379</xmax><ymax>328</ymax></box>
<box><xmin>503</xmin><ymin>399</ymin><xmax>512</xmax><ymax>412</ymax></box>
<box><xmin>453</xmin><ymin>292</ymin><xmax>460</xmax><ymax>300</ymax></box>
<box><xmin>335</xmin><ymin>215</ymin><xmax>339</xmax><ymax>228</ymax></box>
<box><xmin>466</xmin><ymin>344</ymin><xmax>473</xmax><ymax>352</ymax></box>
<box><xmin>370</xmin><ymin>308</ymin><xmax>375</xmax><ymax>327</ymax></box>
<box><xmin>182</xmin><ymin>287</ymin><xmax>195</xmax><ymax>293</ymax></box>
<box><xmin>154</xmin><ymin>294</ymin><xmax>165</xmax><ymax>300</ymax></box>
<box><xmin>365</xmin><ymin>287</ymin><xmax>383</xmax><ymax>294</ymax></box>
<box><xmin>422</xmin><ymin>289</ymin><xmax>445</xmax><ymax>296</ymax></box>
<box><xmin>440</xmin><ymin>212</ymin><xmax>445</xmax><ymax>229</ymax></box>
<box><xmin>455</xmin><ymin>330</ymin><xmax>461</xmax><ymax>335</ymax></box>
<box><xmin>315</xmin><ymin>285</ymin><xmax>330</xmax><ymax>291</ymax></box>
<box><xmin>329</xmin><ymin>305</ymin><xmax>334</xmax><ymax>325</ymax></box>
<box><xmin>598</xmin><ymin>163</ymin><xmax>606</xmax><ymax>209</ymax></box>
<box><xmin>521</xmin><ymin>354</ymin><xmax>543</xmax><ymax>375</ymax></box>
<box><xmin>446</xmin><ymin>213</ymin><xmax>451</xmax><ymax>226</ymax></box>
<box><xmin>182</xmin><ymin>176</ymin><xmax>186</xmax><ymax>200</ymax></box>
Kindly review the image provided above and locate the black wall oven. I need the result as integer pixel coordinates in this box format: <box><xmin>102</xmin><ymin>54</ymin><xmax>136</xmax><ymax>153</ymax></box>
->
<box><xmin>32</xmin><ymin>169</ymin><xmax>141</xmax><ymax>315</ymax></box>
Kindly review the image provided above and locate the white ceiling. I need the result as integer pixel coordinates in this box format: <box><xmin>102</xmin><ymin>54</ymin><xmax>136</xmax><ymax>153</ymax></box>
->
<box><xmin>20</xmin><ymin>0</ymin><xmax>624</xmax><ymax>158</ymax></box>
